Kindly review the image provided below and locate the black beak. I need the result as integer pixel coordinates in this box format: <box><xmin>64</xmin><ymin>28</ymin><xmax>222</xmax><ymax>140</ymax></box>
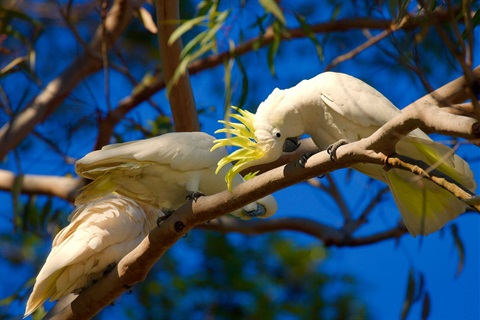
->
<box><xmin>283</xmin><ymin>137</ymin><xmax>301</xmax><ymax>153</ymax></box>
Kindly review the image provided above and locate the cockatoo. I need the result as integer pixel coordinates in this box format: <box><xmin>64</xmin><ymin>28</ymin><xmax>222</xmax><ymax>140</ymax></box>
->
<box><xmin>75</xmin><ymin>132</ymin><xmax>277</xmax><ymax>219</ymax></box>
<box><xmin>24</xmin><ymin>194</ymin><xmax>161</xmax><ymax>317</ymax></box>
<box><xmin>213</xmin><ymin>72</ymin><xmax>476</xmax><ymax>236</ymax></box>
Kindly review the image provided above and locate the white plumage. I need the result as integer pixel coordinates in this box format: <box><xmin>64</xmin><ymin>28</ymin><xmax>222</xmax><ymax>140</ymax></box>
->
<box><xmin>24</xmin><ymin>194</ymin><xmax>161</xmax><ymax>317</ymax></box>
<box><xmin>215</xmin><ymin>72</ymin><xmax>476</xmax><ymax>236</ymax></box>
<box><xmin>25</xmin><ymin>131</ymin><xmax>278</xmax><ymax>317</ymax></box>
<box><xmin>75</xmin><ymin>131</ymin><xmax>277</xmax><ymax>219</ymax></box>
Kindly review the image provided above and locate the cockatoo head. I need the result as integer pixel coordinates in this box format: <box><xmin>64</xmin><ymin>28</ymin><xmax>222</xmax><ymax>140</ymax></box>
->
<box><xmin>212</xmin><ymin>88</ymin><xmax>304</xmax><ymax>190</ymax></box>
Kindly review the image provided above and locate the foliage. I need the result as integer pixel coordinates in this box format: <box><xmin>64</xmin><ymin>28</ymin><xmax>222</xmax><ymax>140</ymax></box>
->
<box><xmin>0</xmin><ymin>0</ymin><xmax>478</xmax><ymax>319</ymax></box>
<box><xmin>128</xmin><ymin>232</ymin><xmax>368</xmax><ymax>320</ymax></box>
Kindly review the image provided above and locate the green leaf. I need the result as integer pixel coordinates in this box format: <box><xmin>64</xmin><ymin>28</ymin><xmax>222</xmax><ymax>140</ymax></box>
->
<box><xmin>451</xmin><ymin>224</ymin><xmax>465</xmax><ymax>277</ymax></box>
<box><xmin>421</xmin><ymin>292</ymin><xmax>431</xmax><ymax>320</ymax></box>
<box><xmin>169</xmin><ymin>15</ymin><xmax>208</xmax><ymax>45</ymax></box>
<box><xmin>235</xmin><ymin>57</ymin><xmax>249</xmax><ymax>108</ymax></box>
<box><xmin>462</xmin><ymin>9</ymin><xmax>480</xmax><ymax>39</ymax></box>
<box><xmin>223</xmin><ymin>41</ymin><xmax>234</xmax><ymax>112</ymax></box>
<box><xmin>12</xmin><ymin>174</ymin><xmax>24</xmax><ymax>229</ymax></box>
<box><xmin>180</xmin><ymin>30</ymin><xmax>208</xmax><ymax>59</ymax></box>
<box><xmin>401</xmin><ymin>269</ymin><xmax>415</xmax><ymax>320</ymax></box>
<box><xmin>22</xmin><ymin>195</ymin><xmax>37</xmax><ymax>231</ymax></box>
<box><xmin>259</xmin><ymin>0</ymin><xmax>286</xmax><ymax>25</ymax></box>
<box><xmin>294</xmin><ymin>13</ymin><xmax>323</xmax><ymax>61</ymax></box>
<box><xmin>40</xmin><ymin>196</ymin><xmax>53</xmax><ymax>227</ymax></box>
<box><xmin>0</xmin><ymin>56</ymin><xmax>27</xmax><ymax>77</ymax></box>
<box><xmin>197</xmin><ymin>0</ymin><xmax>215</xmax><ymax>16</ymax></box>
<box><xmin>267</xmin><ymin>20</ymin><xmax>282</xmax><ymax>76</ymax></box>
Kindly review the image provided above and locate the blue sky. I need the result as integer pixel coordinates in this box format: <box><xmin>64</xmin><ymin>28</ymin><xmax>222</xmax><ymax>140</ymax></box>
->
<box><xmin>1</xmin><ymin>1</ymin><xmax>479</xmax><ymax>319</ymax></box>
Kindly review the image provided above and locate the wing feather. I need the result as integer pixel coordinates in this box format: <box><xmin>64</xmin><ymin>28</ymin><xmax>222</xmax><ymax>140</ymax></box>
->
<box><xmin>76</xmin><ymin>132</ymin><xmax>226</xmax><ymax>178</ymax></box>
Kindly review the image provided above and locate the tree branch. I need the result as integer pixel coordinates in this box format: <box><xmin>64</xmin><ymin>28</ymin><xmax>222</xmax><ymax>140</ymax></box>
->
<box><xmin>155</xmin><ymin>0</ymin><xmax>199</xmax><ymax>132</ymax></box>
<box><xmin>51</xmin><ymin>74</ymin><xmax>479</xmax><ymax>317</ymax></box>
<box><xmin>197</xmin><ymin>216</ymin><xmax>409</xmax><ymax>247</ymax></box>
<box><xmin>0</xmin><ymin>170</ymin><xmax>80</xmax><ymax>202</ymax></box>
<box><xmin>93</xmin><ymin>9</ymin><xmax>464</xmax><ymax>148</ymax></box>
<box><xmin>0</xmin><ymin>0</ymin><xmax>135</xmax><ymax>160</ymax></box>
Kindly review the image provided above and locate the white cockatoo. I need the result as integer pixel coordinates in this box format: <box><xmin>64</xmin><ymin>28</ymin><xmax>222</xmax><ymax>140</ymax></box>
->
<box><xmin>75</xmin><ymin>131</ymin><xmax>277</xmax><ymax>219</ymax></box>
<box><xmin>25</xmin><ymin>132</ymin><xmax>278</xmax><ymax>317</ymax></box>
<box><xmin>24</xmin><ymin>194</ymin><xmax>161</xmax><ymax>317</ymax></box>
<box><xmin>213</xmin><ymin>72</ymin><xmax>476</xmax><ymax>236</ymax></box>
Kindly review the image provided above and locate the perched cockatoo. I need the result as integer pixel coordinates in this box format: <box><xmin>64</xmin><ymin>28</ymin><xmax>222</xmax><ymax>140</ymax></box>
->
<box><xmin>24</xmin><ymin>194</ymin><xmax>161</xmax><ymax>317</ymax></box>
<box><xmin>75</xmin><ymin>131</ymin><xmax>277</xmax><ymax>219</ymax></box>
<box><xmin>213</xmin><ymin>72</ymin><xmax>476</xmax><ymax>236</ymax></box>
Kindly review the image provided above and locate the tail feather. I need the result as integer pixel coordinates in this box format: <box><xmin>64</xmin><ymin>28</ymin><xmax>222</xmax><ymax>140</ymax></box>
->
<box><xmin>227</xmin><ymin>173</ymin><xmax>278</xmax><ymax>219</ymax></box>
<box><xmin>75</xmin><ymin>164</ymin><xmax>154</xmax><ymax>206</ymax></box>
<box><xmin>385</xmin><ymin>170</ymin><xmax>466</xmax><ymax>236</ymax></box>
<box><xmin>355</xmin><ymin>136</ymin><xmax>475</xmax><ymax>236</ymax></box>
<box><xmin>24</xmin><ymin>269</ymin><xmax>63</xmax><ymax>318</ymax></box>
<box><xmin>74</xmin><ymin>176</ymin><xmax>118</xmax><ymax>206</ymax></box>
<box><xmin>397</xmin><ymin>136</ymin><xmax>476</xmax><ymax>192</ymax></box>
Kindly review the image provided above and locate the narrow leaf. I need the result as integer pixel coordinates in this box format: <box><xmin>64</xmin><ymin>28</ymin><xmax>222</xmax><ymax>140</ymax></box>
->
<box><xmin>169</xmin><ymin>15</ymin><xmax>207</xmax><ymax>45</ymax></box>
<box><xmin>0</xmin><ymin>56</ymin><xmax>27</xmax><ymax>76</ymax></box>
<box><xmin>421</xmin><ymin>292</ymin><xmax>431</xmax><ymax>320</ymax></box>
<box><xmin>401</xmin><ymin>269</ymin><xmax>415</xmax><ymax>320</ymax></box>
<box><xmin>40</xmin><ymin>196</ymin><xmax>53</xmax><ymax>228</ymax></box>
<box><xmin>223</xmin><ymin>40</ymin><xmax>234</xmax><ymax>112</ymax></box>
<box><xmin>294</xmin><ymin>13</ymin><xmax>323</xmax><ymax>61</ymax></box>
<box><xmin>12</xmin><ymin>174</ymin><xmax>24</xmax><ymax>217</ymax></box>
<box><xmin>137</xmin><ymin>7</ymin><xmax>158</xmax><ymax>34</ymax></box>
<box><xmin>23</xmin><ymin>195</ymin><xmax>37</xmax><ymax>231</ymax></box>
<box><xmin>267</xmin><ymin>20</ymin><xmax>282</xmax><ymax>76</ymax></box>
<box><xmin>259</xmin><ymin>0</ymin><xmax>286</xmax><ymax>25</ymax></box>
<box><xmin>235</xmin><ymin>57</ymin><xmax>249</xmax><ymax>108</ymax></box>
<box><xmin>451</xmin><ymin>224</ymin><xmax>465</xmax><ymax>277</ymax></box>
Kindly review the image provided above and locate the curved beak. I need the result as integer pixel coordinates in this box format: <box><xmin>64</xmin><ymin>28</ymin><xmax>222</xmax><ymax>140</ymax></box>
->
<box><xmin>283</xmin><ymin>137</ymin><xmax>301</xmax><ymax>153</ymax></box>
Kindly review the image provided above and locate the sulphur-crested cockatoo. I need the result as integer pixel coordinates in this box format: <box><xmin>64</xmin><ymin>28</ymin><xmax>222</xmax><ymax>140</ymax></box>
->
<box><xmin>24</xmin><ymin>194</ymin><xmax>161</xmax><ymax>317</ymax></box>
<box><xmin>75</xmin><ymin>132</ymin><xmax>277</xmax><ymax>219</ymax></box>
<box><xmin>213</xmin><ymin>72</ymin><xmax>476</xmax><ymax>236</ymax></box>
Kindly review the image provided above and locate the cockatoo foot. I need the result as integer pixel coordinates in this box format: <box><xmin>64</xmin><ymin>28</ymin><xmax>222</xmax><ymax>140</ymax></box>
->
<box><xmin>103</xmin><ymin>263</ymin><xmax>116</xmax><ymax>276</ymax></box>
<box><xmin>186</xmin><ymin>191</ymin><xmax>205</xmax><ymax>202</ymax></box>
<box><xmin>298</xmin><ymin>150</ymin><xmax>320</xmax><ymax>167</ymax></box>
<box><xmin>327</xmin><ymin>139</ymin><xmax>349</xmax><ymax>162</ymax></box>
<box><xmin>243</xmin><ymin>203</ymin><xmax>266</xmax><ymax>218</ymax></box>
<box><xmin>156</xmin><ymin>209</ymin><xmax>175</xmax><ymax>227</ymax></box>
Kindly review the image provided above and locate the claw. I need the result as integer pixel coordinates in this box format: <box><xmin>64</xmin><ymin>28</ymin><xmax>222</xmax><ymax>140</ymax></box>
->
<box><xmin>186</xmin><ymin>191</ymin><xmax>205</xmax><ymax>202</ymax></box>
<box><xmin>156</xmin><ymin>209</ymin><xmax>175</xmax><ymax>227</ymax></box>
<box><xmin>326</xmin><ymin>139</ymin><xmax>349</xmax><ymax>162</ymax></box>
<box><xmin>298</xmin><ymin>150</ymin><xmax>320</xmax><ymax>167</ymax></box>
<box><xmin>243</xmin><ymin>203</ymin><xmax>266</xmax><ymax>218</ymax></box>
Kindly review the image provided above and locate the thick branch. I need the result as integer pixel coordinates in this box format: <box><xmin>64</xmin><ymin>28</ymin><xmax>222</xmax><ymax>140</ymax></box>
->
<box><xmin>52</xmin><ymin>104</ymin><xmax>479</xmax><ymax>317</ymax></box>
<box><xmin>412</xmin><ymin>65</ymin><xmax>480</xmax><ymax>108</ymax></box>
<box><xmin>94</xmin><ymin>10</ymin><xmax>463</xmax><ymax>147</ymax></box>
<box><xmin>197</xmin><ymin>217</ymin><xmax>409</xmax><ymax>247</ymax></box>
<box><xmin>363</xmin><ymin>65</ymin><xmax>480</xmax><ymax>153</ymax></box>
<box><xmin>0</xmin><ymin>0</ymin><xmax>135</xmax><ymax>160</ymax></box>
<box><xmin>155</xmin><ymin>0</ymin><xmax>199</xmax><ymax>132</ymax></box>
<box><xmin>0</xmin><ymin>170</ymin><xmax>81</xmax><ymax>202</ymax></box>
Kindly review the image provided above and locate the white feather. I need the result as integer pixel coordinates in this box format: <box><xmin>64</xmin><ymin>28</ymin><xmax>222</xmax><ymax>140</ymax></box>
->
<box><xmin>252</xmin><ymin>72</ymin><xmax>476</xmax><ymax>236</ymax></box>
<box><xmin>24</xmin><ymin>194</ymin><xmax>161</xmax><ymax>317</ymax></box>
<box><xmin>75</xmin><ymin>132</ymin><xmax>277</xmax><ymax>219</ymax></box>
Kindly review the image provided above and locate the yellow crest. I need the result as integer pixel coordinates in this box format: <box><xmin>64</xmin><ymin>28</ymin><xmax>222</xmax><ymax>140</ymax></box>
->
<box><xmin>211</xmin><ymin>106</ymin><xmax>265</xmax><ymax>190</ymax></box>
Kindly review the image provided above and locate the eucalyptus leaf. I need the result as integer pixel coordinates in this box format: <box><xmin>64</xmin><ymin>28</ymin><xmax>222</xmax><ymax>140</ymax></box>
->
<box><xmin>259</xmin><ymin>0</ymin><xmax>286</xmax><ymax>25</ymax></box>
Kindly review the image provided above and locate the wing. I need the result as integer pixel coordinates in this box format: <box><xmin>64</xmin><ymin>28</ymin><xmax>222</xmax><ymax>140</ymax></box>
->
<box><xmin>305</xmin><ymin>72</ymin><xmax>401</xmax><ymax>127</ymax></box>
<box><xmin>76</xmin><ymin>132</ymin><xmax>226</xmax><ymax>179</ymax></box>
<box><xmin>25</xmin><ymin>195</ymin><xmax>159</xmax><ymax>316</ymax></box>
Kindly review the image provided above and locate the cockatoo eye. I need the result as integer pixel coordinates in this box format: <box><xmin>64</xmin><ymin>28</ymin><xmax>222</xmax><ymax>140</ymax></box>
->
<box><xmin>275</xmin><ymin>132</ymin><xmax>281</xmax><ymax>138</ymax></box>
